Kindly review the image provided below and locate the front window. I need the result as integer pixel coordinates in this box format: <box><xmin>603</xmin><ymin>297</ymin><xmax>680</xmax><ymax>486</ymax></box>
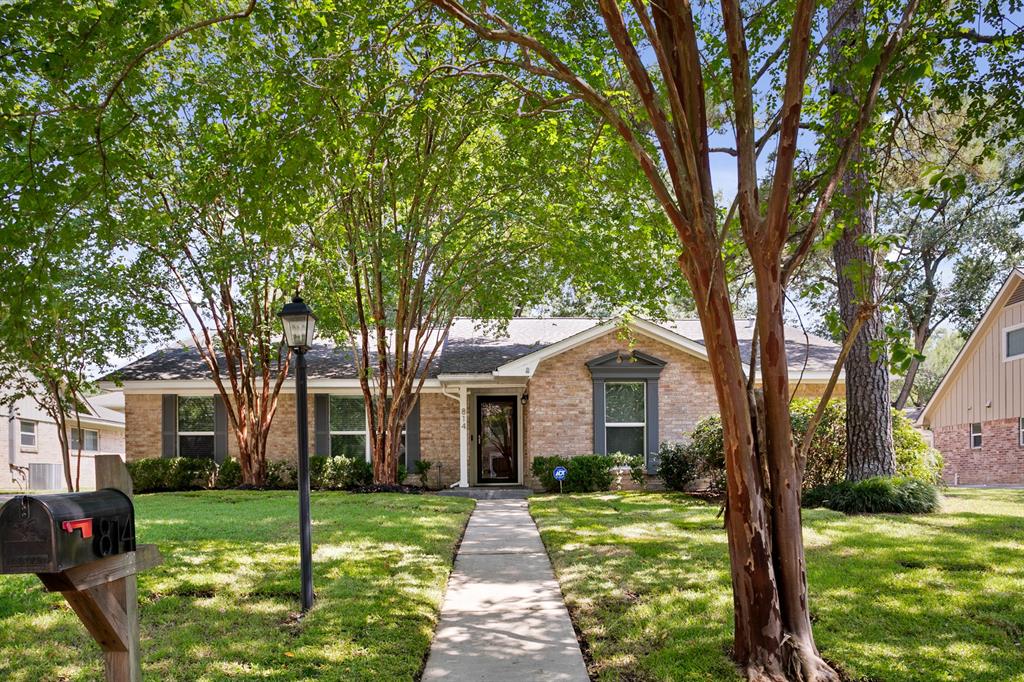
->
<box><xmin>1007</xmin><ymin>326</ymin><xmax>1024</xmax><ymax>360</ymax></box>
<box><xmin>330</xmin><ymin>396</ymin><xmax>368</xmax><ymax>459</ymax></box>
<box><xmin>1019</xmin><ymin>417</ymin><xmax>1024</xmax><ymax>448</ymax></box>
<box><xmin>605</xmin><ymin>382</ymin><xmax>646</xmax><ymax>456</ymax></box>
<box><xmin>19</xmin><ymin>420</ymin><xmax>36</xmax><ymax>449</ymax></box>
<box><xmin>178</xmin><ymin>396</ymin><xmax>215</xmax><ymax>459</ymax></box>
<box><xmin>970</xmin><ymin>422</ymin><xmax>982</xmax><ymax>449</ymax></box>
<box><xmin>70</xmin><ymin>428</ymin><xmax>99</xmax><ymax>452</ymax></box>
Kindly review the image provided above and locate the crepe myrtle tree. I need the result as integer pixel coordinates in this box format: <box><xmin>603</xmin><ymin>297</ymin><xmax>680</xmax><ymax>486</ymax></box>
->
<box><xmin>303</xmin><ymin>7</ymin><xmax>588</xmax><ymax>485</ymax></box>
<box><xmin>429</xmin><ymin>0</ymin><xmax>938</xmax><ymax>678</ymax></box>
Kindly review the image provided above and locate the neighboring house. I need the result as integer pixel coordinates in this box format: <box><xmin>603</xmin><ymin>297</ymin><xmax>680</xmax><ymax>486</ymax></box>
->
<box><xmin>920</xmin><ymin>268</ymin><xmax>1024</xmax><ymax>485</ymax></box>
<box><xmin>100</xmin><ymin>317</ymin><xmax>843</xmax><ymax>490</ymax></box>
<box><xmin>0</xmin><ymin>390</ymin><xmax>126</xmax><ymax>491</ymax></box>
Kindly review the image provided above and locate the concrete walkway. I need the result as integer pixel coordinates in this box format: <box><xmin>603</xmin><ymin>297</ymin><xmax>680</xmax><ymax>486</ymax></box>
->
<box><xmin>422</xmin><ymin>499</ymin><xmax>590</xmax><ymax>681</ymax></box>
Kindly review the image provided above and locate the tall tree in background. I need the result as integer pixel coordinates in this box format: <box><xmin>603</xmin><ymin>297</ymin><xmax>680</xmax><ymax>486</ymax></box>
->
<box><xmin>827</xmin><ymin>0</ymin><xmax>896</xmax><ymax>480</ymax></box>
<box><xmin>431</xmin><ymin>0</ymin><xmax>926</xmax><ymax>677</ymax></box>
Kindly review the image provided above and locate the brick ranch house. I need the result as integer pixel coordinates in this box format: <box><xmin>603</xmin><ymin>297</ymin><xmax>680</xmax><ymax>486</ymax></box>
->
<box><xmin>920</xmin><ymin>268</ymin><xmax>1024</xmax><ymax>485</ymax></box>
<box><xmin>101</xmin><ymin>317</ymin><xmax>844</xmax><ymax>490</ymax></box>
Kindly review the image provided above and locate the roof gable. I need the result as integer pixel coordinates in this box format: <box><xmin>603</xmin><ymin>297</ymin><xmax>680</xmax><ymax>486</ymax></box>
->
<box><xmin>920</xmin><ymin>268</ymin><xmax>1024</xmax><ymax>424</ymax></box>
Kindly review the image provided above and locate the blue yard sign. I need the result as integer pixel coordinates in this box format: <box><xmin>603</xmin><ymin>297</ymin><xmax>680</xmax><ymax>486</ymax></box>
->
<box><xmin>553</xmin><ymin>465</ymin><xmax>568</xmax><ymax>493</ymax></box>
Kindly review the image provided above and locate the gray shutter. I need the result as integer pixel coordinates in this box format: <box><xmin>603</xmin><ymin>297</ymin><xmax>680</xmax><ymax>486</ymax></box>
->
<box><xmin>214</xmin><ymin>395</ymin><xmax>228</xmax><ymax>464</ymax></box>
<box><xmin>592</xmin><ymin>378</ymin><xmax>606</xmax><ymax>455</ymax></box>
<box><xmin>314</xmin><ymin>394</ymin><xmax>331</xmax><ymax>456</ymax></box>
<box><xmin>646</xmin><ymin>379</ymin><xmax>660</xmax><ymax>470</ymax></box>
<box><xmin>406</xmin><ymin>399</ymin><xmax>421</xmax><ymax>470</ymax></box>
<box><xmin>161</xmin><ymin>395</ymin><xmax>177</xmax><ymax>458</ymax></box>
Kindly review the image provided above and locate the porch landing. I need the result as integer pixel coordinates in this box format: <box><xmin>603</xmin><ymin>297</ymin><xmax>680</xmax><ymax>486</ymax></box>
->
<box><xmin>421</xmin><ymin>499</ymin><xmax>589</xmax><ymax>681</ymax></box>
<box><xmin>436</xmin><ymin>487</ymin><xmax>532</xmax><ymax>500</ymax></box>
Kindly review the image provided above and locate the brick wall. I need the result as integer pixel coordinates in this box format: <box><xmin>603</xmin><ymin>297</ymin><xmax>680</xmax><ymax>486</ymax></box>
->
<box><xmin>525</xmin><ymin>331</ymin><xmax>721</xmax><ymax>486</ymax></box>
<box><xmin>934</xmin><ymin>418</ymin><xmax>1024</xmax><ymax>485</ymax></box>
<box><xmin>125</xmin><ymin>392</ymin><xmax>314</xmax><ymax>463</ymax></box>
<box><xmin>418</xmin><ymin>392</ymin><xmax>461</xmax><ymax>487</ymax></box>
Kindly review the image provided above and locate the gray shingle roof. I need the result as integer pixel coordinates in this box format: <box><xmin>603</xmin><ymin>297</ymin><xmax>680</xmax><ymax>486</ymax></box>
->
<box><xmin>103</xmin><ymin>317</ymin><xmax>841</xmax><ymax>382</ymax></box>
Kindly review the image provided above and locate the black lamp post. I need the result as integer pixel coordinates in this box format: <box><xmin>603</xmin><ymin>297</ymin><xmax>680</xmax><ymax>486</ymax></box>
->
<box><xmin>278</xmin><ymin>295</ymin><xmax>317</xmax><ymax>612</ymax></box>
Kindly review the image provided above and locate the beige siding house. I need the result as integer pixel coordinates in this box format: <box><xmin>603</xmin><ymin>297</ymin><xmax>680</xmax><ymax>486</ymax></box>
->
<box><xmin>920</xmin><ymin>269</ymin><xmax>1024</xmax><ymax>485</ymax></box>
<box><xmin>1</xmin><ymin>391</ymin><xmax>126</xmax><ymax>491</ymax></box>
<box><xmin>102</xmin><ymin>317</ymin><xmax>843</xmax><ymax>490</ymax></box>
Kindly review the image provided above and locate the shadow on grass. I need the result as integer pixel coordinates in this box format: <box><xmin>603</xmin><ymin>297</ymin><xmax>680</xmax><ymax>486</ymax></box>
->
<box><xmin>530</xmin><ymin>490</ymin><xmax>1024</xmax><ymax>682</ymax></box>
<box><xmin>0</xmin><ymin>491</ymin><xmax>473</xmax><ymax>682</ymax></box>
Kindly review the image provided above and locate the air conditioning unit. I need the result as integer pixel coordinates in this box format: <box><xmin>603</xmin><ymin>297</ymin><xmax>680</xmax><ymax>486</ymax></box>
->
<box><xmin>28</xmin><ymin>463</ymin><xmax>61</xmax><ymax>491</ymax></box>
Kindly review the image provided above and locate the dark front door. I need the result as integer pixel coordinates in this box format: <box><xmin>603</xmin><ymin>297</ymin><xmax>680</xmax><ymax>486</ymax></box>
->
<box><xmin>477</xmin><ymin>397</ymin><xmax>518</xmax><ymax>484</ymax></box>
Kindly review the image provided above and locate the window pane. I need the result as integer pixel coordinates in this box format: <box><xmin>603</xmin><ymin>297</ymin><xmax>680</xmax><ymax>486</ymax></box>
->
<box><xmin>85</xmin><ymin>430</ymin><xmax>98</xmax><ymax>451</ymax></box>
<box><xmin>607</xmin><ymin>426</ymin><xmax>644</xmax><ymax>456</ymax></box>
<box><xmin>20</xmin><ymin>421</ymin><xmax>35</xmax><ymax>447</ymax></box>
<box><xmin>178</xmin><ymin>397</ymin><xmax>215</xmax><ymax>432</ymax></box>
<box><xmin>71</xmin><ymin>429</ymin><xmax>80</xmax><ymax>450</ymax></box>
<box><xmin>1008</xmin><ymin>328</ymin><xmax>1024</xmax><ymax>358</ymax></box>
<box><xmin>605</xmin><ymin>382</ymin><xmax>645</xmax><ymax>423</ymax></box>
<box><xmin>179</xmin><ymin>435</ymin><xmax>215</xmax><ymax>459</ymax></box>
<box><xmin>330</xmin><ymin>396</ymin><xmax>365</xmax><ymax>432</ymax></box>
<box><xmin>331</xmin><ymin>434</ymin><xmax>366</xmax><ymax>458</ymax></box>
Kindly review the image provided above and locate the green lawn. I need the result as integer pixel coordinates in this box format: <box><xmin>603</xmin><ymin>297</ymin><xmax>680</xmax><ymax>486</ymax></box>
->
<box><xmin>0</xmin><ymin>491</ymin><xmax>474</xmax><ymax>681</ymax></box>
<box><xmin>529</xmin><ymin>488</ymin><xmax>1024</xmax><ymax>682</ymax></box>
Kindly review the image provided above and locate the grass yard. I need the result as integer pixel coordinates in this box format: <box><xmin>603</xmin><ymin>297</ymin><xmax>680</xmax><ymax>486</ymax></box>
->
<box><xmin>530</xmin><ymin>488</ymin><xmax>1024</xmax><ymax>682</ymax></box>
<box><xmin>0</xmin><ymin>491</ymin><xmax>474</xmax><ymax>681</ymax></box>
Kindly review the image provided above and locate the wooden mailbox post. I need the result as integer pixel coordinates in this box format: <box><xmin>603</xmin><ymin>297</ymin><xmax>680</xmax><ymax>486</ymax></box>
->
<box><xmin>0</xmin><ymin>455</ymin><xmax>161</xmax><ymax>682</ymax></box>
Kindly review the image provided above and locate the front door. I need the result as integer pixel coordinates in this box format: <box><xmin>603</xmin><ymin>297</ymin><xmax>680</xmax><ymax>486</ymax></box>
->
<box><xmin>477</xmin><ymin>397</ymin><xmax>518</xmax><ymax>484</ymax></box>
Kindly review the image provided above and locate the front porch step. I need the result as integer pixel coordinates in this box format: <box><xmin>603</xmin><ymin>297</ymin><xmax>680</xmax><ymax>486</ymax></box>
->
<box><xmin>436</xmin><ymin>487</ymin><xmax>532</xmax><ymax>500</ymax></box>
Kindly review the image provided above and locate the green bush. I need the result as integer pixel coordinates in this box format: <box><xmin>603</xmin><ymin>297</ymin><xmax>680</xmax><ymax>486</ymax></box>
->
<box><xmin>170</xmin><ymin>457</ymin><xmax>217</xmax><ymax>490</ymax></box>
<box><xmin>265</xmin><ymin>460</ymin><xmax>297</xmax><ymax>490</ymax></box>
<box><xmin>532</xmin><ymin>455</ymin><xmax>615</xmax><ymax>493</ymax></box>
<box><xmin>683</xmin><ymin>401</ymin><xmax>944</xmax><ymax>493</ymax></box>
<box><xmin>398</xmin><ymin>463</ymin><xmax>408</xmax><ymax>484</ymax></box>
<box><xmin>127</xmin><ymin>458</ymin><xmax>176</xmax><ymax>493</ymax></box>
<box><xmin>349</xmin><ymin>458</ymin><xmax>374</xmax><ymax>488</ymax></box>
<box><xmin>656</xmin><ymin>441</ymin><xmax>703</xmax><ymax>491</ymax></box>
<box><xmin>414</xmin><ymin>460</ymin><xmax>433</xmax><ymax>489</ymax></box>
<box><xmin>803</xmin><ymin>476</ymin><xmax>939</xmax><ymax>514</ymax></box>
<box><xmin>216</xmin><ymin>459</ymin><xmax>242</xmax><ymax>488</ymax></box>
<box><xmin>686</xmin><ymin>416</ymin><xmax>728</xmax><ymax>493</ymax></box>
<box><xmin>610</xmin><ymin>452</ymin><xmax>645</xmax><ymax>488</ymax></box>
<box><xmin>892</xmin><ymin>410</ymin><xmax>944</xmax><ymax>484</ymax></box>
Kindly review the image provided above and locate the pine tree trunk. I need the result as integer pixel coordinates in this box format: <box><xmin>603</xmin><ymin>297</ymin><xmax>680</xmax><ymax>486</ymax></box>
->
<box><xmin>829</xmin><ymin>0</ymin><xmax>896</xmax><ymax>481</ymax></box>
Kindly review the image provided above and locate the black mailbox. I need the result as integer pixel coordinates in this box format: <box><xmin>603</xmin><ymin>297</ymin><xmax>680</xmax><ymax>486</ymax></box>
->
<box><xmin>0</xmin><ymin>489</ymin><xmax>136</xmax><ymax>574</ymax></box>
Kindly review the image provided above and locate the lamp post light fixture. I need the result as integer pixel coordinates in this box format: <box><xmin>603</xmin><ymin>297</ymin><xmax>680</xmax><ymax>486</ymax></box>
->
<box><xmin>278</xmin><ymin>296</ymin><xmax>317</xmax><ymax>612</ymax></box>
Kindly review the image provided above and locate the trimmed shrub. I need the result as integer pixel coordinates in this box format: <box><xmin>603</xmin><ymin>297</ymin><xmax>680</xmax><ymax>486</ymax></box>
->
<box><xmin>170</xmin><ymin>457</ymin><xmax>217</xmax><ymax>490</ymax></box>
<box><xmin>803</xmin><ymin>476</ymin><xmax>939</xmax><ymax>514</ymax></box>
<box><xmin>532</xmin><ymin>455</ymin><xmax>615</xmax><ymax>493</ymax></box>
<box><xmin>686</xmin><ymin>416</ymin><xmax>727</xmax><ymax>493</ymax></box>
<box><xmin>610</xmin><ymin>452</ymin><xmax>645</xmax><ymax>488</ymax></box>
<box><xmin>656</xmin><ymin>441</ymin><xmax>703</xmax><ymax>491</ymax></box>
<box><xmin>216</xmin><ymin>459</ymin><xmax>242</xmax><ymax>488</ymax></box>
<box><xmin>892</xmin><ymin>410</ymin><xmax>944</xmax><ymax>484</ymax></box>
<box><xmin>398</xmin><ymin>463</ymin><xmax>408</xmax><ymax>484</ymax></box>
<box><xmin>414</xmin><ymin>460</ymin><xmax>433</xmax><ymax>489</ymax></box>
<box><xmin>127</xmin><ymin>458</ymin><xmax>176</xmax><ymax>493</ymax></box>
<box><xmin>265</xmin><ymin>460</ymin><xmax>297</xmax><ymax>490</ymax></box>
<box><xmin>350</xmin><ymin>458</ymin><xmax>374</xmax><ymax>488</ymax></box>
<box><xmin>790</xmin><ymin>398</ymin><xmax>846</xmax><ymax>489</ymax></box>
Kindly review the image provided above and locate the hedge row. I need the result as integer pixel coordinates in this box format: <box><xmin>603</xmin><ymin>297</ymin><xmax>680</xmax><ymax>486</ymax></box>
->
<box><xmin>530</xmin><ymin>453</ymin><xmax>644</xmax><ymax>493</ymax></box>
<box><xmin>127</xmin><ymin>455</ymin><xmax>382</xmax><ymax>493</ymax></box>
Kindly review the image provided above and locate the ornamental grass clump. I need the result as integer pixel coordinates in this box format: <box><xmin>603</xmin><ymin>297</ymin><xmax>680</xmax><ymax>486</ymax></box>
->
<box><xmin>803</xmin><ymin>476</ymin><xmax>939</xmax><ymax>514</ymax></box>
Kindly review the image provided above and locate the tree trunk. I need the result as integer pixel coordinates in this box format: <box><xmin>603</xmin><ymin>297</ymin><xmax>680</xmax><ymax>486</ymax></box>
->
<box><xmin>829</xmin><ymin>0</ymin><xmax>896</xmax><ymax>481</ymax></box>
<box><xmin>682</xmin><ymin>255</ymin><xmax>786</xmax><ymax>676</ymax></box>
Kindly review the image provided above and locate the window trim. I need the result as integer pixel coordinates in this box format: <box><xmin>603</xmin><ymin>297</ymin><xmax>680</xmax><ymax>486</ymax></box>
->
<box><xmin>970</xmin><ymin>422</ymin><xmax>983</xmax><ymax>449</ymax></box>
<box><xmin>70</xmin><ymin>427</ymin><xmax>99</xmax><ymax>452</ymax></box>
<box><xmin>177</xmin><ymin>396</ymin><xmax>216</xmax><ymax>458</ymax></box>
<box><xmin>1019</xmin><ymin>417</ymin><xmax>1024</xmax><ymax>448</ymax></box>
<box><xmin>1004</xmin><ymin>321</ymin><xmax>1024</xmax><ymax>362</ymax></box>
<box><xmin>19</xmin><ymin>420</ymin><xmax>37</xmax><ymax>450</ymax></box>
<box><xmin>604</xmin><ymin>381</ymin><xmax>647</xmax><ymax>457</ymax></box>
